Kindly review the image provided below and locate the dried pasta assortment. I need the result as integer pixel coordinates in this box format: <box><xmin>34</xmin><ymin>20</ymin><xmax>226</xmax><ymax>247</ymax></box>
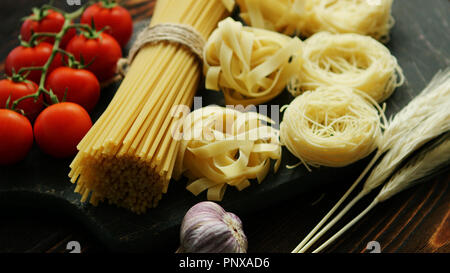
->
<box><xmin>203</xmin><ymin>17</ymin><xmax>303</xmax><ymax>106</ymax></box>
<box><xmin>280</xmin><ymin>87</ymin><xmax>384</xmax><ymax>170</ymax></box>
<box><xmin>235</xmin><ymin>0</ymin><xmax>395</xmax><ymax>42</ymax></box>
<box><xmin>69</xmin><ymin>0</ymin><xmax>229</xmax><ymax>214</ymax></box>
<box><xmin>67</xmin><ymin>0</ymin><xmax>407</xmax><ymax>212</ymax></box>
<box><xmin>289</xmin><ymin>32</ymin><xmax>404</xmax><ymax>102</ymax></box>
<box><xmin>173</xmin><ymin>106</ymin><xmax>282</xmax><ymax>201</ymax></box>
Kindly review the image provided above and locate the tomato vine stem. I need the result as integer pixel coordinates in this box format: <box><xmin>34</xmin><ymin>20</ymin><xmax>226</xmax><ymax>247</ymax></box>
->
<box><xmin>10</xmin><ymin>4</ymin><xmax>88</xmax><ymax>111</ymax></box>
<box><xmin>100</xmin><ymin>0</ymin><xmax>118</xmax><ymax>9</ymax></box>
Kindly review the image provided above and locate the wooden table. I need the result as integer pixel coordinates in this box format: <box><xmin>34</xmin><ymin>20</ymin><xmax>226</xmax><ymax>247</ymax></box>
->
<box><xmin>0</xmin><ymin>0</ymin><xmax>448</xmax><ymax>253</ymax></box>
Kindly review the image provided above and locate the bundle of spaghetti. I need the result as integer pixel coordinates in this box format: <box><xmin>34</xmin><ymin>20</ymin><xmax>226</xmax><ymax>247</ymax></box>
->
<box><xmin>235</xmin><ymin>0</ymin><xmax>394</xmax><ymax>42</ymax></box>
<box><xmin>288</xmin><ymin>32</ymin><xmax>404</xmax><ymax>102</ymax></box>
<box><xmin>68</xmin><ymin>0</ymin><xmax>230</xmax><ymax>214</ymax></box>
<box><xmin>203</xmin><ymin>17</ymin><xmax>303</xmax><ymax>106</ymax></box>
<box><xmin>173</xmin><ymin>106</ymin><xmax>282</xmax><ymax>201</ymax></box>
<box><xmin>280</xmin><ymin>86</ymin><xmax>384</xmax><ymax>171</ymax></box>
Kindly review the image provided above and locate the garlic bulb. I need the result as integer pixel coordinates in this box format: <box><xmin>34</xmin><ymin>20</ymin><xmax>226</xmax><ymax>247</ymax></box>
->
<box><xmin>178</xmin><ymin>201</ymin><xmax>248</xmax><ymax>253</ymax></box>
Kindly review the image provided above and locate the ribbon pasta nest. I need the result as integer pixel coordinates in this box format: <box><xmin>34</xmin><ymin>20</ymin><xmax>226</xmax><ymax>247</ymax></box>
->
<box><xmin>203</xmin><ymin>17</ymin><xmax>303</xmax><ymax>106</ymax></box>
<box><xmin>289</xmin><ymin>32</ymin><xmax>404</xmax><ymax>102</ymax></box>
<box><xmin>174</xmin><ymin>106</ymin><xmax>282</xmax><ymax>201</ymax></box>
<box><xmin>280</xmin><ymin>87</ymin><xmax>384</xmax><ymax>170</ymax></box>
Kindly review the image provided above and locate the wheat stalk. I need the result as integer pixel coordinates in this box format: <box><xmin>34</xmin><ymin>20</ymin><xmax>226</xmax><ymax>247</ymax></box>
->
<box><xmin>312</xmin><ymin>134</ymin><xmax>450</xmax><ymax>253</ymax></box>
<box><xmin>376</xmin><ymin>134</ymin><xmax>450</xmax><ymax>202</ymax></box>
<box><xmin>380</xmin><ymin>69</ymin><xmax>450</xmax><ymax>151</ymax></box>
<box><xmin>293</xmin><ymin>68</ymin><xmax>450</xmax><ymax>253</ymax></box>
<box><xmin>297</xmin><ymin>109</ymin><xmax>450</xmax><ymax>252</ymax></box>
<box><xmin>361</xmin><ymin>109</ymin><xmax>450</xmax><ymax>196</ymax></box>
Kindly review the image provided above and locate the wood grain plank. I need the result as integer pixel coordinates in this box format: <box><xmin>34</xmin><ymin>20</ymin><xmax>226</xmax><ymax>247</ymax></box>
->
<box><xmin>427</xmin><ymin>212</ymin><xmax>450</xmax><ymax>252</ymax></box>
<box><xmin>397</xmin><ymin>180</ymin><xmax>450</xmax><ymax>253</ymax></box>
<box><xmin>121</xmin><ymin>0</ymin><xmax>156</xmax><ymax>21</ymax></box>
<box><xmin>327</xmin><ymin>177</ymin><xmax>450</xmax><ymax>253</ymax></box>
<box><xmin>387</xmin><ymin>180</ymin><xmax>448</xmax><ymax>252</ymax></box>
<box><xmin>377</xmin><ymin>183</ymin><xmax>436</xmax><ymax>252</ymax></box>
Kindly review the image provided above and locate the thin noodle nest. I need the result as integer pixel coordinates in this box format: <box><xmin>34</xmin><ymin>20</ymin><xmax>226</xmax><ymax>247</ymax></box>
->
<box><xmin>236</xmin><ymin>0</ymin><xmax>394</xmax><ymax>42</ymax></box>
<box><xmin>280</xmin><ymin>86</ymin><xmax>383</xmax><ymax>170</ymax></box>
<box><xmin>303</xmin><ymin>0</ymin><xmax>395</xmax><ymax>41</ymax></box>
<box><xmin>174</xmin><ymin>106</ymin><xmax>282</xmax><ymax>201</ymax></box>
<box><xmin>203</xmin><ymin>17</ymin><xmax>303</xmax><ymax>106</ymax></box>
<box><xmin>289</xmin><ymin>32</ymin><xmax>404</xmax><ymax>102</ymax></box>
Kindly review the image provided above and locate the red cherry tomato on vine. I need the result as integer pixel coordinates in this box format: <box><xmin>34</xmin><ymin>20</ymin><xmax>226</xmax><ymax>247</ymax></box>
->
<box><xmin>0</xmin><ymin>79</ymin><xmax>43</xmax><ymax>121</ymax></box>
<box><xmin>81</xmin><ymin>2</ymin><xmax>133</xmax><ymax>48</ymax></box>
<box><xmin>21</xmin><ymin>9</ymin><xmax>76</xmax><ymax>48</ymax></box>
<box><xmin>66</xmin><ymin>32</ymin><xmax>122</xmax><ymax>82</ymax></box>
<box><xmin>34</xmin><ymin>102</ymin><xmax>92</xmax><ymax>158</ymax></box>
<box><xmin>45</xmin><ymin>67</ymin><xmax>100</xmax><ymax>112</ymax></box>
<box><xmin>0</xmin><ymin>109</ymin><xmax>34</xmax><ymax>165</ymax></box>
<box><xmin>5</xmin><ymin>42</ymin><xmax>62</xmax><ymax>84</ymax></box>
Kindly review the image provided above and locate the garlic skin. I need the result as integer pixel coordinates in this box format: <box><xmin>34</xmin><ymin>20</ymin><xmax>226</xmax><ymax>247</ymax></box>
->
<box><xmin>178</xmin><ymin>201</ymin><xmax>248</xmax><ymax>253</ymax></box>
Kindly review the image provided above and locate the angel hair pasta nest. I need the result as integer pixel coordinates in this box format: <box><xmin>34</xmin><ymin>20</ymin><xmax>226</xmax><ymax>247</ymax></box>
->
<box><xmin>280</xmin><ymin>86</ymin><xmax>384</xmax><ymax>171</ymax></box>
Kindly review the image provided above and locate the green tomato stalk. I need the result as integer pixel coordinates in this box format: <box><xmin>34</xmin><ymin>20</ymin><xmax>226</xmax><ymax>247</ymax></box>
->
<box><xmin>10</xmin><ymin>4</ymin><xmax>89</xmax><ymax>112</ymax></box>
<box><xmin>100</xmin><ymin>0</ymin><xmax>118</xmax><ymax>9</ymax></box>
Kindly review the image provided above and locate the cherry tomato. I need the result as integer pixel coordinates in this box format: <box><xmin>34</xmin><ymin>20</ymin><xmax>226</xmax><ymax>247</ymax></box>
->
<box><xmin>21</xmin><ymin>9</ymin><xmax>76</xmax><ymax>48</ymax></box>
<box><xmin>66</xmin><ymin>32</ymin><xmax>122</xmax><ymax>82</ymax></box>
<box><xmin>0</xmin><ymin>79</ymin><xmax>43</xmax><ymax>121</ymax></box>
<box><xmin>34</xmin><ymin>102</ymin><xmax>92</xmax><ymax>158</ymax></box>
<box><xmin>0</xmin><ymin>109</ymin><xmax>34</xmax><ymax>165</ymax></box>
<box><xmin>81</xmin><ymin>2</ymin><xmax>133</xmax><ymax>48</ymax></box>
<box><xmin>45</xmin><ymin>67</ymin><xmax>100</xmax><ymax>112</ymax></box>
<box><xmin>5</xmin><ymin>42</ymin><xmax>63</xmax><ymax>84</ymax></box>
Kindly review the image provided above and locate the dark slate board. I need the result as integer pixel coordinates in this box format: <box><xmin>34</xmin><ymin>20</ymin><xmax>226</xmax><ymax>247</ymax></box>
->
<box><xmin>0</xmin><ymin>0</ymin><xmax>449</xmax><ymax>252</ymax></box>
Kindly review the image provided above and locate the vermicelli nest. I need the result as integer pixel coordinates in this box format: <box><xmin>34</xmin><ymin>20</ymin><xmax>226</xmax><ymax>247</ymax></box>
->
<box><xmin>236</xmin><ymin>0</ymin><xmax>395</xmax><ymax>42</ymax></box>
<box><xmin>173</xmin><ymin>106</ymin><xmax>282</xmax><ymax>201</ymax></box>
<box><xmin>203</xmin><ymin>17</ymin><xmax>303</xmax><ymax>106</ymax></box>
<box><xmin>280</xmin><ymin>86</ymin><xmax>383</xmax><ymax>170</ymax></box>
<box><xmin>288</xmin><ymin>32</ymin><xmax>404</xmax><ymax>102</ymax></box>
<box><xmin>302</xmin><ymin>0</ymin><xmax>395</xmax><ymax>41</ymax></box>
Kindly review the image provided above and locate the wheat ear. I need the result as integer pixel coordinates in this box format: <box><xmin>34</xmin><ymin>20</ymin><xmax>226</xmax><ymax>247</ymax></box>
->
<box><xmin>312</xmin><ymin>134</ymin><xmax>450</xmax><ymax>253</ymax></box>
<box><xmin>293</xmin><ymin>68</ymin><xmax>450</xmax><ymax>253</ymax></box>
<box><xmin>298</xmin><ymin>101</ymin><xmax>450</xmax><ymax>253</ymax></box>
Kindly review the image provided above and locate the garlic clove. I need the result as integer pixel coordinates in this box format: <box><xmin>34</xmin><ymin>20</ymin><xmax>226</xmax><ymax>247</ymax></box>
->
<box><xmin>223</xmin><ymin>212</ymin><xmax>248</xmax><ymax>252</ymax></box>
<box><xmin>178</xmin><ymin>201</ymin><xmax>248</xmax><ymax>253</ymax></box>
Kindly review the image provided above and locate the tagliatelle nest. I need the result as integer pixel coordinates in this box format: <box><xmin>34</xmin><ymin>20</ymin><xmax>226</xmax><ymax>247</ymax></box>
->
<box><xmin>203</xmin><ymin>17</ymin><xmax>303</xmax><ymax>106</ymax></box>
<box><xmin>173</xmin><ymin>106</ymin><xmax>282</xmax><ymax>201</ymax></box>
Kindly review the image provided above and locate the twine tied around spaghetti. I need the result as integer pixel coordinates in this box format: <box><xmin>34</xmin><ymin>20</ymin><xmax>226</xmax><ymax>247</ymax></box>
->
<box><xmin>116</xmin><ymin>23</ymin><xmax>206</xmax><ymax>78</ymax></box>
